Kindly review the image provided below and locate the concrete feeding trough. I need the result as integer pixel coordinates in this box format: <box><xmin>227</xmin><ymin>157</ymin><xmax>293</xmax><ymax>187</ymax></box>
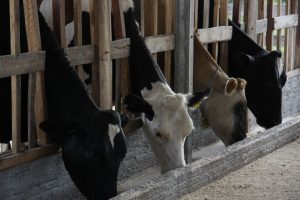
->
<box><xmin>113</xmin><ymin>116</ymin><xmax>300</xmax><ymax>200</ymax></box>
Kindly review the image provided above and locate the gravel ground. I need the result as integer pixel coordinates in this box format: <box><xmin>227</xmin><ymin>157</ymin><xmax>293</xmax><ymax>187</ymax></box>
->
<box><xmin>181</xmin><ymin>138</ymin><xmax>300</xmax><ymax>200</ymax></box>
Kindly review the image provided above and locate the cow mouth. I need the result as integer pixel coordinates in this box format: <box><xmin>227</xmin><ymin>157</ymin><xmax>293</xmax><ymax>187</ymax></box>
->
<box><xmin>257</xmin><ymin>118</ymin><xmax>282</xmax><ymax>129</ymax></box>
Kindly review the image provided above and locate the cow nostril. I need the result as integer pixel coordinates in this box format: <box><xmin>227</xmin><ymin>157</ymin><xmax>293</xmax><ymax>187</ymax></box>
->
<box><xmin>155</xmin><ymin>132</ymin><xmax>162</xmax><ymax>138</ymax></box>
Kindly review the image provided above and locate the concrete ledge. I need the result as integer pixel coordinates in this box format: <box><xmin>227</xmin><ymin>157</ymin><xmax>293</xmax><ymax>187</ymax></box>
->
<box><xmin>112</xmin><ymin>116</ymin><xmax>300</xmax><ymax>200</ymax></box>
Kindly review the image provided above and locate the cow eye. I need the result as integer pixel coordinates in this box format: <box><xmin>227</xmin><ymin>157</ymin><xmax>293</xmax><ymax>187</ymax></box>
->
<box><xmin>155</xmin><ymin>132</ymin><xmax>162</xmax><ymax>138</ymax></box>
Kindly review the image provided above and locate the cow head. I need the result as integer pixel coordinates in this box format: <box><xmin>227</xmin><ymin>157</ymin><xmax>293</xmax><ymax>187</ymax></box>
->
<box><xmin>201</xmin><ymin>78</ymin><xmax>248</xmax><ymax>146</ymax></box>
<box><xmin>124</xmin><ymin>82</ymin><xmax>209</xmax><ymax>173</ymax></box>
<box><xmin>40</xmin><ymin>110</ymin><xmax>127</xmax><ymax>199</ymax></box>
<box><xmin>232</xmin><ymin>50</ymin><xmax>286</xmax><ymax>129</ymax></box>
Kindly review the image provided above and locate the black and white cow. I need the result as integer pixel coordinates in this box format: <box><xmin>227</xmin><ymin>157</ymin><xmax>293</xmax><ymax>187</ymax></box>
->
<box><xmin>228</xmin><ymin>20</ymin><xmax>287</xmax><ymax>129</ymax></box>
<box><xmin>0</xmin><ymin>1</ymin><xmax>127</xmax><ymax>199</ymax></box>
<box><xmin>123</xmin><ymin>0</ymin><xmax>209</xmax><ymax>173</ymax></box>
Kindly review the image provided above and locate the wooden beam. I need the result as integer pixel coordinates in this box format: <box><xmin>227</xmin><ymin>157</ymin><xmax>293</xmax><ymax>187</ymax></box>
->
<box><xmin>10</xmin><ymin>0</ymin><xmax>22</xmax><ymax>154</ymax></box>
<box><xmin>0</xmin><ymin>52</ymin><xmax>45</xmax><ymax>78</ymax></box>
<box><xmin>266</xmin><ymin>0</ymin><xmax>274</xmax><ymax>51</ymax></box>
<box><xmin>270</xmin><ymin>14</ymin><xmax>299</xmax><ymax>30</ymax></box>
<box><xmin>97</xmin><ymin>0</ymin><xmax>112</xmax><ymax>109</ymax></box>
<box><xmin>197</xmin><ymin>26</ymin><xmax>232</xmax><ymax>44</ymax></box>
<box><xmin>0</xmin><ymin>146</ymin><xmax>59</xmax><ymax>172</ymax></box>
<box><xmin>219</xmin><ymin>0</ymin><xmax>229</xmax><ymax>73</ymax></box>
<box><xmin>174</xmin><ymin>0</ymin><xmax>195</xmax><ymax>164</ymax></box>
<box><xmin>23</xmin><ymin>0</ymin><xmax>47</xmax><ymax>146</ymax></box>
<box><xmin>232</xmin><ymin>0</ymin><xmax>241</xmax><ymax>24</ymax></box>
<box><xmin>257</xmin><ymin>0</ymin><xmax>265</xmax><ymax>47</ymax></box>
<box><xmin>52</xmin><ymin>0</ymin><xmax>66</xmax><ymax>48</ymax></box>
<box><xmin>212</xmin><ymin>0</ymin><xmax>220</xmax><ymax>60</ymax></box>
<box><xmin>111</xmin><ymin>34</ymin><xmax>175</xmax><ymax>59</ymax></box>
<box><xmin>295</xmin><ymin>0</ymin><xmax>300</xmax><ymax>68</ymax></box>
<box><xmin>245</xmin><ymin>0</ymin><xmax>257</xmax><ymax>40</ymax></box>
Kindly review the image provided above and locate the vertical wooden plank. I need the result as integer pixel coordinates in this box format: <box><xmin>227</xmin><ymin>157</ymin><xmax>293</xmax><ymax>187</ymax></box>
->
<box><xmin>257</xmin><ymin>0</ymin><xmax>266</xmax><ymax>47</ymax></box>
<box><xmin>277</xmin><ymin>0</ymin><xmax>282</xmax><ymax>50</ymax></box>
<box><xmin>232</xmin><ymin>0</ymin><xmax>241</xmax><ymax>24</ymax></box>
<box><xmin>174</xmin><ymin>0</ymin><xmax>195</xmax><ymax>163</ymax></box>
<box><xmin>163</xmin><ymin>0</ymin><xmax>173</xmax><ymax>84</ymax></box>
<box><xmin>295</xmin><ymin>0</ymin><xmax>300</xmax><ymax>68</ymax></box>
<box><xmin>112</xmin><ymin>0</ymin><xmax>130</xmax><ymax>112</ymax></box>
<box><xmin>245</xmin><ymin>0</ymin><xmax>257</xmax><ymax>40</ymax></box>
<box><xmin>219</xmin><ymin>0</ymin><xmax>228</xmax><ymax>73</ymax></box>
<box><xmin>290</xmin><ymin>0</ymin><xmax>297</xmax><ymax>70</ymax></box>
<box><xmin>140</xmin><ymin>0</ymin><xmax>145</xmax><ymax>36</ymax></box>
<box><xmin>203</xmin><ymin>0</ymin><xmax>210</xmax><ymax>29</ymax></box>
<box><xmin>212</xmin><ymin>0</ymin><xmax>220</xmax><ymax>60</ymax></box>
<box><xmin>144</xmin><ymin>0</ymin><xmax>158</xmax><ymax>37</ymax></box>
<box><xmin>266</xmin><ymin>0</ymin><xmax>274</xmax><ymax>51</ymax></box>
<box><xmin>284</xmin><ymin>0</ymin><xmax>291</xmax><ymax>70</ymax></box>
<box><xmin>23</xmin><ymin>0</ymin><xmax>47</xmax><ymax>146</ymax></box>
<box><xmin>10</xmin><ymin>0</ymin><xmax>22</xmax><ymax>153</ymax></box>
<box><xmin>52</xmin><ymin>0</ymin><xmax>66</xmax><ymax>48</ymax></box>
<box><xmin>92</xmin><ymin>0</ymin><xmax>112</xmax><ymax>109</ymax></box>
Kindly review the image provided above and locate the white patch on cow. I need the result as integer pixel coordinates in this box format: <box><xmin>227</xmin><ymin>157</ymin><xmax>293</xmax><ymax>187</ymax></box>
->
<box><xmin>122</xmin><ymin>0</ymin><xmax>134</xmax><ymax>12</ymax></box>
<box><xmin>277</xmin><ymin>57</ymin><xmax>284</xmax><ymax>76</ymax></box>
<box><xmin>140</xmin><ymin>82</ymin><xmax>194</xmax><ymax>173</ymax></box>
<box><xmin>108</xmin><ymin>124</ymin><xmax>120</xmax><ymax>149</ymax></box>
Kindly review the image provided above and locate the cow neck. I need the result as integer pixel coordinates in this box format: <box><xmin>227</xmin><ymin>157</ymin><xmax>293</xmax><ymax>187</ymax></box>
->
<box><xmin>38</xmin><ymin>12</ymin><xmax>98</xmax><ymax>121</ymax></box>
<box><xmin>193</xmin><ymin>37</ymin><xmax>228</xmax><ymax>93</ymax></box>
<box><xmin>124</xmin><ymin>8</ymin><xmax>167</xmax><ymax>96</ymax></box>
<box><xmin>229</xmin><ymin>20</ymin><xmax>266</xmax><ymax>56</ymax></box>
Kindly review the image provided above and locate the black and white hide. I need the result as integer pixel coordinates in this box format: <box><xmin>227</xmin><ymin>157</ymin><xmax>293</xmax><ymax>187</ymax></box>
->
<box><xmin>123</xmin><ymin>0</ymin><xmax>209</xmax><ymax>173</ymax></box>
<box><xmin>0</xmin><ymin>1</ymin><xmax>127</xmax><ymax>199</ymax></box>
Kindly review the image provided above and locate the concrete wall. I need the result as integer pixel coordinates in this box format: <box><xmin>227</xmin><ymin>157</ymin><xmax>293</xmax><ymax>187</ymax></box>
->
<box><xmin>1</xmin><ymin>69</ymin><xmax>300</xmax><ymax>199</ymax></box>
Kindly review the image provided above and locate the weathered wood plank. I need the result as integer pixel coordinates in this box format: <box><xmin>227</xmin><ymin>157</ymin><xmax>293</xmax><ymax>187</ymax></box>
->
<box><xmin>111</xmin><ymin>34</ymin><xmax>175</xmax><ymax>59</ymax></box>
<box><xmin>295</xmin><ymin>0</ymin><xmax>300</xmax><ymax>68</ymax></box>
<box><xmin>0</xmin><ymin>52</ymin><xmax>45</xmax><ymax>78</ymax></box>
<box><xmin>219</xmin><ymin>0</ymin><xmax>229</xmax><ymax>73</ymax></box>
<box><xmin>0</xmin><ymin>146</ymin><xmax>59</xmax><ymax>172</ymax></box>
<box><xmin>174</xmin><ymin>0</ymin><xmax>195</xmax><ymax>163</ymax></box>
<box><xmin>266</xmin><ymin>0</ymin><xmax>274</xmax><ymax>51</ymax></box>
<box><xmin>233</xmin><ymin>0</ymin><xmax>241</xmax><ymax>24</ymax></box>
<box><xmin>23</xmin><ymin>0</ymin><xmax>47</xmax><ymax>146</ymax></box>
<box><xmin>197</xmin><ymin>26</ymin><xmax>232</xmax><ymax>44</ymax></box>
<box><xmin>270</xmin><ymin>14</ymin><xmax>299</xmax><ymax>30</ymax></box>
<box><xmin>212</xmin><ymin>0</ymin><xmax>220</xmax><ymax>60</ymax></box>
<box><xmin>245</xmin><ymin>0</ymin><xmax>257</xmax><ymax>40</ymax></box>
<box><xmin>52</xmin><ymin>0</ymin><xmax>66</xmax><ymax>48</ymax></box>
<box><xmin>65</xmin><ymin>45</ymin><xmax>94</xmax><ymax>66</ymax></box>
<box><xmin>257</xmin><ymin>0</ymin><xmax>265</xmax><ymax>47</ymax></box>
<box><xmin>97</xmin><ymin>0</ymin><xmax>112</xmax><ymax>109</ymax></box>
<box><xmin>10</xmin><ymin>0</ymin><xmax>22</xmax><ymax>154</ymax></box>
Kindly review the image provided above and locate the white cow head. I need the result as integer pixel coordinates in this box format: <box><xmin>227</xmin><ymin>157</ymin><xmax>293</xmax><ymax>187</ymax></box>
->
<box><xmin>124</xmin><ymin>82</ymin><xmax>209</xmax><ymax>173</ymax></box>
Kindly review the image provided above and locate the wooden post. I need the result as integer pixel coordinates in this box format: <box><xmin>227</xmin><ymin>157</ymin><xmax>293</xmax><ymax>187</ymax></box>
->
<box><xmin>284</xmin><ymin>0</ymin><xmax>291</xmax><ymax>70</ymax></box>
<box><xmin>290</xmin><ymin>0</ymin><xmax>297</xmax><ymax>70</ymax></box>
<box><xmin>245</xmin><ymin>0</ymin><xmax>257</xmax><ymax>41</ymax></box>
<box><xmin>219</xmin><ymin>0</ymin><xmax>229</xmax><ymax>73</ymax></box>
<box><xmin>266</xmin><ymin>0</ymin><xmax>274</xmax><ymax>51</ymax></box>
<box><xmin>212</xmin><ymin>0</ymin><xmax>220</xmax><ymax>60</ymax></box>
<box><xmin>295</xmin><ymin>0</ymin><xmax>300</xmax><ymax>68</ymax></box>
<box><xmin>92</xmin><ymin>0</ymin><xmax>112</xmax><ymax>109</ymax></box>
<box><xmin>145</xmin><ymin>0</ymin><xmax>158</xmax><ymax>59</ymax></box>
<box><xmin>174</xmin><ymin>0</ymin><xmax>195</xmax><ymax>163</ymax></box>
<box><xmin>10</xmin><ymin>0</ymin><xmax>22</xmax><ymax>153</ymax></box>
<box><xmin>52</xmin><ymin>0</ymin><xmax>66</xmax><ymax>48</ymax></box>
<box><xmin>257</xmin><ymin>0</ymin><xmax>266</xmax><ymax>47</ymax></box>
<box><xmin>112</xmin><ymin>0</ymin><xmax>130</xmax><ymax>112</ymax></box>
<box><xmin>23</xmin><ymin>0</ymin><xmax>47</xmax><ymax>146</ymax></box>
<box><xmin>233</xmin><ymin>0</ymin><xmax>241</xmax><ymax>24</ymax></box>
<box><xmin>140</xmin><ymin>0</ymin><xmax>145</xmax><ymax>36</ymax></box>
<box><xmin>277</xmin><ymin>0</ymin><xmax>282</xmax><ymax>50</ymax></box>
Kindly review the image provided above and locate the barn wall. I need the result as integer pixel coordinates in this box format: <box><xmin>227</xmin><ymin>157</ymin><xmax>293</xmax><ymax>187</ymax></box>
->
<box><xmin>1</xmin><ymin>69</ymin><xmax>300</xmax><ymax>200</ymax></box>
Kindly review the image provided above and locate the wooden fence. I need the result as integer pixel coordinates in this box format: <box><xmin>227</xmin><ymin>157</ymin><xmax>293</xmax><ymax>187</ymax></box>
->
<box><xmin>0</xmin><ymin>0</ymin><xmax>299</xmax><ymax>171</ymax></box>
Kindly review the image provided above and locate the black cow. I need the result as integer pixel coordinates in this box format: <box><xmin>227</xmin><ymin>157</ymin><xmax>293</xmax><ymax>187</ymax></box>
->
<box><xmin>197</xmin><ymin>0</ymin><xmax>287</xmax><ymax>129</ymax></box>
<box><xmin>123</xmin><ymin>0</ymin><xmax>209</xmax><ymax>173</ymax></box>
<box><xmin>0</xmin><ymin>1</ymin><xmax>127</xmax><ymax>199</ymax></box>
<box><xmin>228</xmin><ymin>20</ymin><xmax>287</xmax><ymax>129</ymax></box>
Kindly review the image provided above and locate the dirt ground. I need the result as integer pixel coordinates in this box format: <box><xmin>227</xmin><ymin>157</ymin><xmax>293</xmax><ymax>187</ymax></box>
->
<box><xmin>181</xmin><ymin>138</ymin><xmax>300</xmax><ymax>200</ymax></box>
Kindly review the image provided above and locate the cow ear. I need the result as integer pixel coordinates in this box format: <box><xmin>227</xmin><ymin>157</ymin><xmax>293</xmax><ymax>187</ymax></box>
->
<box><xmin>280</xmin><ymin>70</ymin><xmax>287</xmax><ymax>87</ymax></box>
<box><xmin>225</xmin><ymin>78</ymin><xmax>238</xmax><ymax>96</ymax></box>
<box><xmin>236</xmin><ymin>78</ymin><xmax>247</xmax><ymax>90</ymax></box>
<box><xmin>187</xmin><ymin>89</ymin><xmax>210</xmax><ymax>108</ymax></box>
<box><xmin>270</xmin><ymin>50</ymin><xmax>282</xmax><ymax>58</ymax></box>
<box><xmin>39</xmin><ymin>119</ymin><xmax>78</xmax><ymax>144</ymax></box>
<box><xmin>124</xmin><ymin>95</ymin><xmax>154</xmax><ymax>120</ymax></box>
<box><xmin>232</xmin><ymin>52</ymin><xmax>255</xmax><ymax>69</ymax></box>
